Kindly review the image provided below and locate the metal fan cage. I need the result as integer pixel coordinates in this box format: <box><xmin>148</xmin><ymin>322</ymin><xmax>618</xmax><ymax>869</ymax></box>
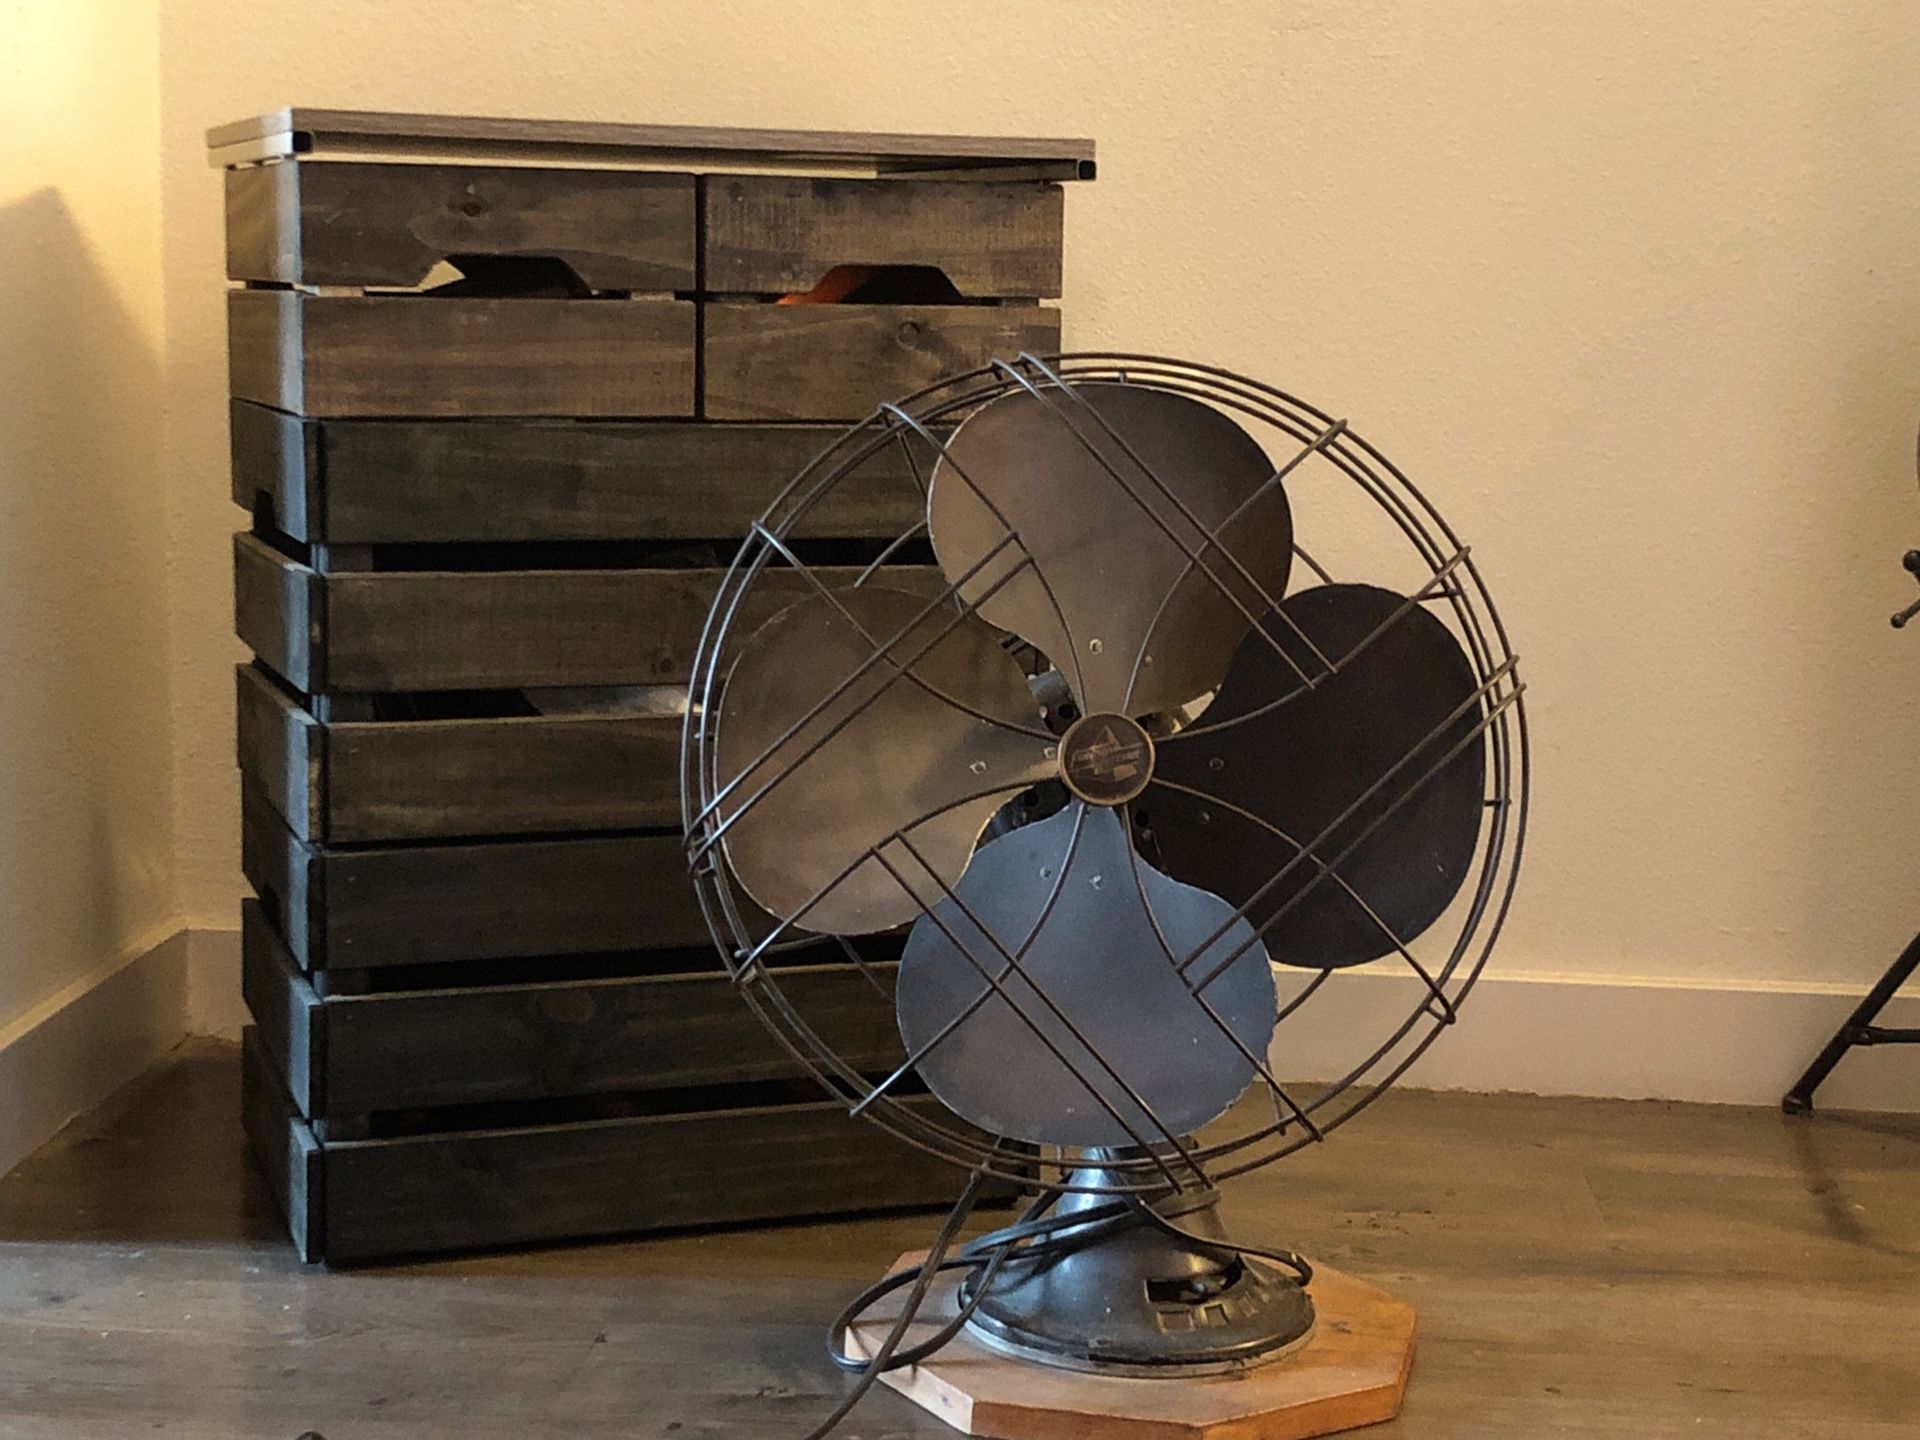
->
<box><xmin>681</xmin><ymin>352</ymin><xmax>1529</xmax><ymax>1196</ymax></box>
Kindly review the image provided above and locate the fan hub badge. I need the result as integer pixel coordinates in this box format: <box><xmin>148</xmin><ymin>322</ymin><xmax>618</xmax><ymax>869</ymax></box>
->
<box><xmin>1058</xmin><ymin>712</ymin><xmax>1155</xmax><ymax>806</ymax></box>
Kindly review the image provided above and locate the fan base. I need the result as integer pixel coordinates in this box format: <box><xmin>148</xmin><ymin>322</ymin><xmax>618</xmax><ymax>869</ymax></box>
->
<box><xmin>959</xmin><ymin>1183</ymin><xmax>1315</xmax><ymax>1375</ymax></box>
<box><xmin>842</xmin><ymin>1253</ymin><xmax>1416</xmax><ymax>1440</ymax></box>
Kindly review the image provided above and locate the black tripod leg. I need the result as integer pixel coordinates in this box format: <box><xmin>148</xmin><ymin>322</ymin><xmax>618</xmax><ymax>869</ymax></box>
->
<box><xmin>1783</xmin><ymin>931</ymin><xmax>1920</xmax><ymax>1114</ymax></box>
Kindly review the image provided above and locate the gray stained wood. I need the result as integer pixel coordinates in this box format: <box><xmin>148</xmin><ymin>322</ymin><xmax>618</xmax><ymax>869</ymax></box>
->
<box><xmin>225</xmin><ymin>161</ymin><xmax>696</xmax><ymax>290</ymax></box>
<box><xmin>234</xmin><ymin>533</ymin><xmax>945</xmax><ymax>693</ymax></box>
<box><xmin>226</xmin><ymin>289</ymin><xmax>697</xmax><ymax>418</ymax></box>
<box><xmin>704</xmin><ymin>302</ymin><xmax>1062</xmax><ymax>421</ymax></box>
<box><xmin>241</xmin><ymin>900</ymin><xmax>904</xmax><ymax>1117</ymax></box>
<box><xmin>235</xmin><ymin>664</ymin><xmax>683</xmax><ymax>844</ymax></box>
<box><xmin>240</xmin><ymin>786</ymin><xmax>711</xmax><ymax>970</ymax></box>
<box><xmin>2</xmin><ymin>1040</ymin><xmax>1913</xmax><ymax>1435</ymax></box>
<box><xmin>240</xmin><ymin>1030</ymin><xmax>976</xmax><ymax>1265</ymax></box>
<box><xmin>205</xmin><ymin>108</ymin><xmax>1097</xmax><ymax>181</ymax></box>
<box><xmin>230</xmin><ymin>401</ymin><xmax>932</xmax><ymax>544</ymax></box>
<box><xmin>704</xmin><ymin>175</ymin><xmax>1064</xmax><ymax>298</ymax></box>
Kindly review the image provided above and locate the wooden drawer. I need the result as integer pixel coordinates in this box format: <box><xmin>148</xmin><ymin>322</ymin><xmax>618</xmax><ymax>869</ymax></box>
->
<box><xmin>225</xmin><ymin>161</ymin><xmax>696</xmax><ymax>290</ymax></box>
<box><xmin>243</xmin><ymin>1027</ymin><xmax>977</xmax><ymax>1265</ymax></box>
<box><xmin>233</xmin><ymin>532</ymin><xmax>944</xmax><ymax>694</ymax></box>
<box><xmin>230</xmin><ymin>402</ymin><xmax>930</xmax><ymax>545</ymax></box>
<box><xmin>228</xmin><ymin>289</ymin><xmax>695</xmax><ymax>418</ymax></box>
<box><xmin>243</xmin><ymin>901</ymin><xmax>903</xmax><ymax>1116</ymax></box>
<box><xmin>703</xmin><ymin>175</ymin><xmax>1062</xmax><ymax>299</ymax></box>
<box><xmin>703</xmin><ymin>302</ymin><xmax>1061</xmax><ymax>421</ymax></box>
<box><xmin>236</xmin><ymin>664</ymin><xmax>681</xmax><ymax>843</ymax></box>
<box><xmin>241</xmin><ymin>786</ymin><xmax>710</xmax><ymax>970</ymax></box>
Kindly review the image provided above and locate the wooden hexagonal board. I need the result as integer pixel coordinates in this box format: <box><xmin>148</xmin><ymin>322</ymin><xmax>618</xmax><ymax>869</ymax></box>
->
<box><xmin>841</xmin><ymin>1255</ymin><xmax>1415</xmax><ymax>1440</ymax></box>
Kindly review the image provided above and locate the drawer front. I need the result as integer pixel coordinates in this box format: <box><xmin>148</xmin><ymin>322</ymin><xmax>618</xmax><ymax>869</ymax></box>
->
<box><xmin>242</xmin><ymin>787</ymin><xmax>713</xmax><ymax>970</ymax></box>
<box><xmin>231</xmin><ymin>403</ymin><xmax>932</xmax><ymax>545</ymax></box>
<box><xmin>704</xmin><ymin>175</ymin><xmax>1062</xmax><ymax>299</ymax></box>
<box><xmin>226</xmin><ymin>161</ymin><xmax>696</xmax><ymax>291</ymax></box>
<box><xmin>233</xmin><ymin>533</ymin><xmax>945</xmax><ymax>694</ymax></box>
<box><xmin>703</xmin><ymin>302</ymin><xmax>1061</xmax><ymax>421</ymax></box>
<box><xmin>228</xmin><ymin>290</ymin><xmax>696</xmax><ymax>418</ymax></box>
<box><xmin>243</xmin><ymin>900</ymin><xmax>905</xmax><ymax>1115</ymax></box>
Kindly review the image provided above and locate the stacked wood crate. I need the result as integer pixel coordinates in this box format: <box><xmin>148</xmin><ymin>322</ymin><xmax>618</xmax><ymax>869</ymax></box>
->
<box><xmin>213</xmin><ymin>110</ymin><xmax>1092</xmax><ymax>1264</ymax></box>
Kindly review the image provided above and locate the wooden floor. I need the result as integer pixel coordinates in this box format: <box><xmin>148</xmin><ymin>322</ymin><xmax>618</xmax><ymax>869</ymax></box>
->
<box><xmin>0</xmin><ymin>1041</ymin><xmax>1914</xmax><ymax>1439</ymax></box>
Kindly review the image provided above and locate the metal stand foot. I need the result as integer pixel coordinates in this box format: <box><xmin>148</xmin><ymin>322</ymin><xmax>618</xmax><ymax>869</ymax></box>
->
<box><xmin>1783</xmin><ymin>930</ymin><xmax>1920</xmax><ymax>1114</ymax></box>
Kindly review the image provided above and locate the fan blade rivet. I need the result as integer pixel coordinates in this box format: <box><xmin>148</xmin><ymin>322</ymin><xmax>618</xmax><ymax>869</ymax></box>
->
<box><xmin>970</xmin><ymin>760</ymin><xmax>988</xmax><ymax>774</ymax></box>
<box><xmin>1208</xmin><ymin>756</ymin><xmax>1225</xmax><ymax>772</ymax></box>
<box><xmin>1088</xmin><ymin>637</ymin><xmax>1104</xmax><ymax>654</ymax></box>
<box><xmin>1197</xmin><ymin>810</ymin><xmax>1212</xmax><ymax>825</ymax></box>
<box><xmin>1044</xmin><ymin>745</ymin><xmax>1058</xmax><ymax>759</ymax></box>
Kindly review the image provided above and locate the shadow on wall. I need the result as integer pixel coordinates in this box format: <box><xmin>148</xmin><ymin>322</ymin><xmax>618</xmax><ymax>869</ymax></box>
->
<box><xmin>0</xmin><ymin>187</ymin><xmax>176</xmax><ymax>1026</ymax></box>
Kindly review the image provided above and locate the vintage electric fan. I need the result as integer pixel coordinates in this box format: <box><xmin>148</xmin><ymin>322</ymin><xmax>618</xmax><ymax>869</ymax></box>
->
<box><xmin>680</xmin><ymin>354</ymin><xmax>1528</xmax><ymax>1436</ymax></box>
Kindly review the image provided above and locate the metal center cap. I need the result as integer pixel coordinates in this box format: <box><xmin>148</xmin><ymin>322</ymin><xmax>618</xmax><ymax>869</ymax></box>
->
<box><xmin>1058</xmin><ymin>712</ymin><xmax>1155</xmax><ymax>806</ymax></box>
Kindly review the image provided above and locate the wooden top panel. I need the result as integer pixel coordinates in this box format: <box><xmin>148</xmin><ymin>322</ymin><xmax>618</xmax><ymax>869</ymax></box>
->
<box><xmin>208</xmin><ymin>109</ymin><xmax>1097</xmax><ymax>181</ymax></box>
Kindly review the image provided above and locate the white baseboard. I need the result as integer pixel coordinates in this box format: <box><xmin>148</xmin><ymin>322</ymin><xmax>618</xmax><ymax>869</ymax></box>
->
<box><xmin>1270</xmin><ymin>967</ymin><xmax>1920</xmax><ymax>1112</ymax></box>
<box><xmin>185</xmin><ymin>925</ymin><xmax>245</xmax><ymax>1040</ymax></box>
<box><xmin>0</xmin><ymin>925</ymin><xmax>193</xmax><ymax>1178</ymax></box>
<box><xmin>146</xmin><ymin>928</ymin><xmax>1920</xmax><ymax>1121</ymax></box>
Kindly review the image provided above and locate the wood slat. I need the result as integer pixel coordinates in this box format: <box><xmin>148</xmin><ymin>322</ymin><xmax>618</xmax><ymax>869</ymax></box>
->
<box><xmin>240</xmin><ymin>1027</ymin><xmax>323</xmax><ymax>1262</ymax></box>
<box><xmin>234</xmin><ymin>536</ymin><xmax>945</xmax><ymax>693</ymax></box>
<box><xmin>241</xmin><ymin>786</ymin><xmax>714</xmax><ymax>969</ymax></box>
<box><xmin>242</xmin><ymin>898</ymin><xmax>905</xmax><ymax>1117</ymax></box>
<box><xmin>225</xmin><ymin>162</ymin><xmax>695</xmax><ymax>291</ymax></box>
<box><xmin>234</xmin><ymin>666</ymin><xmax>320</xmax><ymax>839</ymax></box>
<box><xmin>227</xmin><ymin>290</ymin><xmax>696</xmax><ymax>418</ymax></box>
<box><xmin>229</xmin><ymin>403</ymin><xmax>932</xmax><ymax>544</ymax></box>
<box><xmin>704</xmin><ymin>176</ymin><xmax>1063</xmax><ymax>299</ymax></box>
<box><xmin>236</xmin><ymin>664</ymin><xmax>682</xmax><ymax>843</ymax></box>
<box><xmin>318</xmin><ymin>1094</ymin><xmax>971</xmax><ymax>1264</ymax></box>
<box><xmin>233</xmin><ymin>531</ymin><xmax>315</xmax><ymax>691</ymax></box>
<box><xmin>241</xmin><ymin>903</ymin><xmax>323</xmax><ymax>1114</ymax></box>
<box><xmin>703</xmin><ymin>303</ymin><xmax>1061</xmax><ymax>421</ymax></box>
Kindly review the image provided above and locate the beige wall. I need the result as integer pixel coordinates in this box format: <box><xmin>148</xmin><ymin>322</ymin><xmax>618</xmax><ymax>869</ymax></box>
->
<box><xmin>154</xmin><ymin>1</ymin><xmax>1920</xmax><ymax>995</ymax></box>
<box><xmin>0</xmin><ymin>0</ymin><xmax>175</xmax><ymax>1033</ymax></box>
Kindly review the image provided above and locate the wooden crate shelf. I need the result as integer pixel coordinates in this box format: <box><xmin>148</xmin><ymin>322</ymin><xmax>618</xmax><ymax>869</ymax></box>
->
<box><xmin>217</xmin><ymin>108</ymin><xmax>1090</xmax><ymax>1264</ymax></box>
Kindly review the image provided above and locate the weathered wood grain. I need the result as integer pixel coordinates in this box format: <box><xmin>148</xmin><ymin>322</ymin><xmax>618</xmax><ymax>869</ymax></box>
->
<box><xmin>243</xmin><ymin>899</ymin><xmax>906</xmax><ymax>1117</ymax></box>
<box><xmin>242</xmin><ymin>788</ymin><xmax>714</xmax><ymax>970</ymax></box>
<box><xmin>318</xmin><ymin>1093</ymin><xmax>970</xmax><ymax>1264</ymax></box>
<box><xmin>232</xmin><ymin>532</ymin><xmax>316</xmax><ymax>691</ymax></box>
<box><xmin>225</xmin><ymin>161</ymin><xmax>695</xmax><ymax>290</ymax></box>
<box><xmin>229</xmin><ymin>400</ymin><xmax>317</xmax><ymax>535</ymax></box>
<box><xmin>234</xmin><ymin>666</ymin><xmax>319</xmax><ymax>839</ymax></box>
<box><xmin>239</xmin><ymin>1028</ymin><xmax>323</xmax><ymax>1262</ymax></box>
<box><xmin>229</xmin><ymin>402</ymin><xmax>934</xmax><ymax>544</ymax></box>
<box><xmin>235</xmin><ymin>541</ymin><xmax>945</xmax><ymax>693</ymax></box>
<box><xmin>227</xmin><ymin>290</ymin><xmax>696</xmax><ymax>418</ymax></box>
<box><xmin>241</xmin><ymin>903</ymin><xmax>323</xmax><ymax>1115</ymax></box>
<box><xmin>704</xmin><ymin>176</ymin><xmax>1063</xmax><ymax>298</ymax></box>
<box><xmin>703</xmin><ymin>302</ymin><xmax>1061</xmax><ymax>420</ymax></box>
<box><xmin>236</xmin><ymin>663</ymin><xmax>684</xmax><ymax>843</ymax></box>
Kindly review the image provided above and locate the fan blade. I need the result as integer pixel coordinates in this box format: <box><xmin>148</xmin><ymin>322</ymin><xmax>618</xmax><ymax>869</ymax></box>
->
<box><xmin>715</xmin><ymin>586</ymin><xmax>1055</xmax><ymax>936</ymax></box>
<box><xmin>1150</xmin><ymin>583</ymin><xmax>1486</xmax><ymax>968</ymax></box>
<box><xmin>895</xmin><ymin>804</ymin><xmax>1277</xmax><ymax>1149</ymax></box>
<box><xmin>928</xmin><ymin>383</ymin><xmax>1292</xmax><ymax>719</ymax></box>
